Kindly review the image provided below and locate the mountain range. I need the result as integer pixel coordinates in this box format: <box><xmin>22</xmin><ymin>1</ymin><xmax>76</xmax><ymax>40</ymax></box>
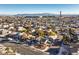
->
<box><xmin>0</xmin><ymin>13</ymin><xmax>79</xmax><ymax>16</ymax></box>
<box><xmin>15</xmin><ymin>13</ymin><xmax>79</xmax><ymax>16</ymax></box>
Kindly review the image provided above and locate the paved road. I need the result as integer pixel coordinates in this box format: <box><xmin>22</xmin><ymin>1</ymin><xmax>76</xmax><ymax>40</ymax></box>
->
<box><xmin>0</xmin><ymin>42</ymin><xmax>48</xmax><ymax>55</ymax></box>
<box><xmin>0</xmin><ymin>42</ymin><xmax>79</xmax><ymax>55</ymax></box>
<box><xmin>70</xmin><ymin>43</ymin><xmax>79</xmax><ymax>55</ymax></box>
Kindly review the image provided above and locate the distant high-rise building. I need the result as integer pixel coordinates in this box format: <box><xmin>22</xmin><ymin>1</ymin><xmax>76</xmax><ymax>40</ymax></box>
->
<box><xmin>60</xmin><ymin>11</ymin><xmax>62</xmax><ymax>17</ymax></box>
<box><xmin>59</xmin><ymin>11</ymin><xmax>62</xmax><ymax>20</ymax></box>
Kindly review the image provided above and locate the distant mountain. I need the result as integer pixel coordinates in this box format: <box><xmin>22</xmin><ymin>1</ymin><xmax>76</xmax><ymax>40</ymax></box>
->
<box><xmin>0</xmin><ymin>13</ymin><xmax>79</xmax><ymax>16</ymax></box>
<box><xmin>15</xmin><ymin>13</ymin><xmax>58</xmax><ymax>16</ymax></box>
<box><xmin>14</xmin><ymin>13</ymin><xmax>79</xmax><ymax>17</ymax></box>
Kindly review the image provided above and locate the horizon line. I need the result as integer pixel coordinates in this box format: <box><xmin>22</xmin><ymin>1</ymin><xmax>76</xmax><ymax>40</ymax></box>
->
<box><xmin>0</xmin><ymin>12</ymin><xmax>79</xmax><ymax>15</ymax></box>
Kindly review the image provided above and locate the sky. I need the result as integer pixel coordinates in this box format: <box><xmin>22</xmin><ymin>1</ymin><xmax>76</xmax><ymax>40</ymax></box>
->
<box><xmin>0</xmin><ymin>4</ymin><xmax>79</xmax><ymax>14</ymax></box>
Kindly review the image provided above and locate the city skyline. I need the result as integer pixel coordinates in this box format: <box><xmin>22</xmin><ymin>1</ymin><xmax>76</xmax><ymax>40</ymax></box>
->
<box><xmin>0</xmin><ymin>4</ymin><xmax>79</xmax><ymax>14</ymax></box>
